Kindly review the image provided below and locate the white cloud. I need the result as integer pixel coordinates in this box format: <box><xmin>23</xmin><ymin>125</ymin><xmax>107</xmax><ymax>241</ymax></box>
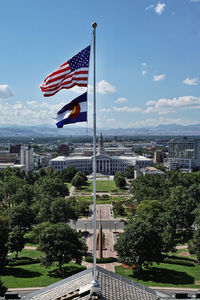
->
<box><xmin>183</xmin><ymin>77</ymin><xmax>199</xmax><ymax>86</ymax></box>
<box><xmin>97</xmin><ymin>80</ymin><xmax>116</xmax><ymax>94</ymax></box>
<box><xmin>114</xmin><ymin>106</ymin><xmax>142</xmax><ymax>112</ymax></box>
<box><xmin>142</xmin><ymin>70</ymin><xmax>147</xmax><ymax>76</ymax></box>
<box><xmin>72</xmin><ymin>85</ymin><xmax>93</xmax><ymax>94</ymax></box>
<box><xmin>71</xmin><ymin>86</ymin><xmax>87</xmax><ymax>94</ymax></box>
<box><xmin>127</xmin><ymin>117</ymin><xmax>190</xmax><ymax>128</ymax></box>
<box><xmin>0</xmin><ymin>100</ymin><xmax>67</xmax><ymax>126</ymax></box>
<box><xmin>146</xmin><ymin>100</ymin><xmax>157</xmax><ymax>106</ymax></box>
<box><xmin>115</xmin><ymin>97</ymin><xmax>128</xmax><ymax>104</ymax></box>
<box><xmin>72</xmin><ymin>81</ymin><xmax>115</xmax><ymax>95</ymax></box>
<box><xmin>154</xmin><ymin>2</ymin><xmax>166</xmax><ymax>15</ymax></box>
<box><xmin>146</xmin><ymin>4</ymin><xmax>154</xmax><ymax>11</ymax></box>
<box><xmin>105</xmin><ymin>118</ymin><xmax>121</xmax><ymax>128</ymax></box>
<box><xmin>153</xmin><ymin>74</ymin><xmax>165</xmax><ymax>81</ymax></box>
<box><xmin>100</xmin><ymin>108</ymin><xmax>111</xmax><ymax>113</ymax></box>
<box><xmin>144</xmin><ymin>96</ymin><xmax>200</xmax><ymax>115</ymax></box>
<box><xmin>0</xmin><ymin>85</ymin><xmax>14</xmax><ymax>100</ymax></box>
<box><xmin>141</xmin><ymin>62</ymin><xmax>147</xmax><ymax>67</ymax></box>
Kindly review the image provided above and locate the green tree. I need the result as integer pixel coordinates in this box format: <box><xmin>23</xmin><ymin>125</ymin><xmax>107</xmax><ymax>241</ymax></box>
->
<box><xmin>0</xmin><ymin>215</ymin><xmax>9</xmax><ymax>267</ymax></box>
<box><xmin>115</xmin><ymin>175</ymin><xmax>126</xmax><ymax>189</ymax></box>
<box><xmin>39</xmin><ymin>223</ymin><xmax>86</xmax><ymax>274</ymax></box>
<box><xmin>131</xmin><ymin>174</ymin><xmax>168</xmax><ymax>202</ymax></box>
<box><xmin>1</xmin><ymin>175</ymin><xmax>24</xmax><ymax>208</ymax></box>
<box><xmin>50</xmin><ymin>197</ymin><xmax>76</xmax><ymax>223</ymax></box>
<box><xmin>34</xmin><ymin>176</ymin><xmax>69</xmax><ymax>198</ymax></box>
<box><xmin>8</xmin><ymin>226</ymin><xmax>25</xmax><ymax>258</ymax></box>
<box><xmin>161</xmin><ymin>224</ymin><xmax>176</xmax><ymax>254</ymax></box>
<box><xmin>75</xmin><ymin>198</ymin><xmax>89</xmax><ymax>218</ymax></box>
<box><xmin>32</xmin><ymin>195</ymin><xmax>52</xmax><ymax>224</ymax></box>
<box><xmin>113</xmin><ymin>202</ymin><xmax>125</xmax><ymax>217</ymax></box>
<box><xmin>114</xmin><ymin>171</ymin><xmax>124</xmax><ymax>182</ymax></box>
<box><xmin>115</xmin><ymin>218</ymin><xmax>163</xmax><ymax>274</ymax></box>
<box><xmin>166</xmin><ymin>185</ymin><xmax>196</xmax><ymax>231</ymax></box>
<box><xmin>71</xmin><ymin>174</ymin><xmax>86</xmax><ymax>188</ymax></box>
<box><xmin>0</xmin><ymin>277</ymin><xmax>7</xmax><ymax>297</ymax></box>
<box><xmin>28</xmin><ymin>222</ymin><xmax>50</xmax><ymax>244</ymax></box>
<box><xmin>76</xmin><ymin>171</ymin><xmax>87</xmax><ymax>182</ymax></box>
<box><xmin>9</xmin><ymin>203</ymin><xmax>35</xmax><ymax>232</ymax></box>
<box><xmin>10</xmin><ymin>184</ymin><xmax>33</xmax><ymax>206</ymax></box>
<box><xmin>124</xmin><ymin>166</ymin><xmax>135</xmax><ymax>179</ymax></box>
<box><xmin>136</xmin><ymin>200</ymin><xmax>164</xmax><ymax>227</ymax></box>
<box><xmin>60</xmin><ymin>167</ymin><xmax>77</xmax><ymax>183</ymax></box>
<box><xmin>190</xmin><ymin>228</ymin><xmax>200</xmax><ymax>262</ymax></box>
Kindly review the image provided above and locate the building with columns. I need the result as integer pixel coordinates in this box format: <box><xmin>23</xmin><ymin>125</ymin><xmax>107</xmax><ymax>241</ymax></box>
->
<box><xmin>49</xmin><ymin>134</ymin><xmax>153</xmax><ymax>175</ymax></box>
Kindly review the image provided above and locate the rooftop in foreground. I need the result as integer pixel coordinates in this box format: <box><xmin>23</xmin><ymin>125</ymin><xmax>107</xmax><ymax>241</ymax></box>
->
<box><xmin>26</xmin><ymin>266</ymin><xmax>159</xmax><ymax>300</ymax></box>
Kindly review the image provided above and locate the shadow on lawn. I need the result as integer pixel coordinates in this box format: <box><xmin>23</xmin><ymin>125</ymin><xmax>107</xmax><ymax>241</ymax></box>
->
<box><xmin>48</xmin><ymin>265</ymin><xmax>86</xmax><ymax>279</ymax></box>
<box><xmin>1</xmin><ymin>267</ymin><xmax>41</xmax><ymax>278</ymax></box>
<box><xmin>170</xmin><ymin>255</ymin><xmax>197</xmax><ymax>263</ymax></box>
<box><xmin>132</xmin><ymin>267</ymin><xmax>194</xmax><ymax>285</ymax></box>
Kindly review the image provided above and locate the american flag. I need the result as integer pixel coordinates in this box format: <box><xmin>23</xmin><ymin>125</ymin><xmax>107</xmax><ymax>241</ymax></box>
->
<box><xmin>40</xmin><ymin>46</ymin><xmax>90</xmax><ymax>97</ymax></box>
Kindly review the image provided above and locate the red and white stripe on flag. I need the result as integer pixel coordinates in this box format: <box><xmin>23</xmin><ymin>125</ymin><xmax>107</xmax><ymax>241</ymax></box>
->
<box><xmin>40</xmin><ymin>46</ymin><xmax>90</xmax><ymax>97</ymax></box>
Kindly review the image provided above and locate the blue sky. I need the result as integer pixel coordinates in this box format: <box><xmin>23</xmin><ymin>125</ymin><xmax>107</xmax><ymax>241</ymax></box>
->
<box><xmin>1</xmin><ymin>0</ymin><xmax>200</xmax><ymax>129</ymax></box>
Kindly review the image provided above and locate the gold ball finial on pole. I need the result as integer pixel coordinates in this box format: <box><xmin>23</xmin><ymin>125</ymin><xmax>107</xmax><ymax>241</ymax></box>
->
<box><xmin>92</xmin><ymin>22</ymin><xmax>97</xmax><ymax>29</ymax></box>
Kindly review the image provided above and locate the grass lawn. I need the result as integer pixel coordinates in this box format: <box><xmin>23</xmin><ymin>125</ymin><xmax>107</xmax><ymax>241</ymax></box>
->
<box><xmin>1</xmin><ymin>262</ymin><xmax>86</xmax><ymax>288</ymax></box>
<box><xmin>75</xmin><ymin>180</ymin><xmax>124</xmax><ymax>194</ymax></box>
<box><xmin>66</xmin><ymin>182</ymin><xmax>72</xmax><ymax>190</ymax></box>
<box><xmin>78</xmin><ymin>195</ymin><xmax>127</xmax><ymax>205</ymax></box>
<box><xmin>115</xmin><ymin>254</ymin><xmax>200</xmax><ymax>288</ymax></box>
<box><xmin>9</xmin><ymin>249</ymin><xmax>42</xmax><ymax>260</ymax></box>
<box><xmin>176</xmin><ymin>248</ymin><xmax>197</xmax><ymax>261</ymax></box>
<box><xmin>24</xmin><ymin>243</ymin><xmax>39</xmax><ymax>248</ymax></box>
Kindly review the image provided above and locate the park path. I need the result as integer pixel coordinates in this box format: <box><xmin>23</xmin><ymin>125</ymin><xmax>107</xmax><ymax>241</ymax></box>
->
<box><xmin>176</xmin><ymin>245</ymin><xmax>188</xmax><ymax>249</ymax></box>
<box><xmin>69</xmin><ymin>185</ymin><xmax>75</xmax><ymax>196</ymax></box>
<box><xmin>24</xmin><ymin>246</ymin><xmax>37</xmax><ymax>250</ymax></box>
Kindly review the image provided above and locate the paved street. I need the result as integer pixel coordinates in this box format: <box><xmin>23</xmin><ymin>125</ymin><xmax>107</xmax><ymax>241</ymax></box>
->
<box><xmin>70</xmin><ymin>219</ymin><xmax>124</xmax><ymax>231</ymax></box>
<box><xmin>69</xmin><ymin>204</ymin><xmax>125</xmax><ymax>231</ymax></box>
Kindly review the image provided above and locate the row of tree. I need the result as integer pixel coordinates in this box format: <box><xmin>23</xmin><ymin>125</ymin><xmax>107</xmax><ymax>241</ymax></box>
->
<box><xmin>115</xmin><ymin>170</ymin><xmax>200</xmax><ymax>275</ymax></box>
<box><xmin>0</xmin><ymin>166</ymin><xmax>89</xmax><ymax>283</ymax></box>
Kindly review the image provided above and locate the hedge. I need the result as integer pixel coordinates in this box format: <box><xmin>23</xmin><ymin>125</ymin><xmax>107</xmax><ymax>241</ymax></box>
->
<box><xmin>8</xmin><ymin>258</ymin><xmax>41</xmax><ymax>266</ymax></box>
<box><xmin>85</xmin><ymin>256</ymin><xmax>117</xmax><ymax>264</ymax></box>
<box><xmin>164</xmin><ymin>258</ymin><xmax>194</xmax><ymax>267</ymax></box>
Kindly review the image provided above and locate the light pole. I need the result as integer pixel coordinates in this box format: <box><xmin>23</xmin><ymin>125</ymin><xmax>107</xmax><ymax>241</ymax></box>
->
<box><xmin>85</xmin><ymin>221</ymin><xmax>87</xmax><ymax>232</ymax></box>
<box><xmin>114</xmin><ymin>221</ymin><xmax>117</xmax><ymax>233</ymax></box>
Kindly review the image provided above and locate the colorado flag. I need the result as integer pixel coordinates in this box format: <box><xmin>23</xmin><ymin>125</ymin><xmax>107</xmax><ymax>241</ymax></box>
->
<box><xmin>55</xmin><ymin>92</ymin><xmax>87</xmax><ymax>128</ymax></box>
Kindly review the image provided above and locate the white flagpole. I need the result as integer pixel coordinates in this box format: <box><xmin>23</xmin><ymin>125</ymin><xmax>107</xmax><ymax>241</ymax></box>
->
<box><xmin>90</xmin><ymin>22</ymin><xmax>101</xmax><ymax>296</ymax></box>
<box><xmin>92</xmin><ymin>21</ymin><xmax>97</xmax><ymax>281</ymax></box>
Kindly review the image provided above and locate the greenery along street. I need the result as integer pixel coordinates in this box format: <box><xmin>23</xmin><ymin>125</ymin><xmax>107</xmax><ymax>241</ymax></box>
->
<box><xmin>2</xmin><ymin>165</ymin><xmax>200</xmax><ymax>292</ymax></box>
<box><xmin>0</xmin><ymin>166</ymin><xmax>89</xmax><ymax>295</ymax></box>
<box><xmin>115</xmin><ymin>248</ymin><xmax>200</xmax><ymax>288</ymax></box>
<box><xmin>114</xmin><ymin>170</ymin><xmax>200</xmax><ymax>288</ymax></box>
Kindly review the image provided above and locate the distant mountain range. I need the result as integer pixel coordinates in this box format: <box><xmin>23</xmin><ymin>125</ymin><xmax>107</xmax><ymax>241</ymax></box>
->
<box><xmin>0</xmin><ymin>124</ymin><xmax>200</xmax><ymax>137</ymax></box>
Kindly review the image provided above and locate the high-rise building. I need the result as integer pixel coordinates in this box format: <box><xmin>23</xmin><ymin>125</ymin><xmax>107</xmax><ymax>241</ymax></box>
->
<box><xmin>164</xmin><ymin>137</ymin><xmax>200</xmax><ymax>171</ymax></box>
<box><xmin>20</xmin><ymin>146</ymin><xmax>34</xmax><ymax>173</ymax></box>
<box><xmin>10</xmin><ymin>144</ymin><xmax>21</xmax><ymax>154</ymax></box>
<box><xmin>153</xmin><ymin>150</ymin><xmax>166</xmax><ymax>164</ymax></box>
<box><xmin>58</xmin><ymin>144</ymin><xmax>69</xmax><ymax>156</ymax></box>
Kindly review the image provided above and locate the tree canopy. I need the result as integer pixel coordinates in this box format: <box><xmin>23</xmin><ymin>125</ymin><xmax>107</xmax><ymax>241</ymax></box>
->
<box><xmin>39</xmin><ymin>223</ymin><xmax>87</xmax><ymax>273</ymax></box>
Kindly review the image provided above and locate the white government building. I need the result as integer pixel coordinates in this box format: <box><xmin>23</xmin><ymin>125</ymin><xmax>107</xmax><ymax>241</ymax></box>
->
<box><xmin>49</xmin><ymin>134</ymin><xmax>153</xmax><ymax>175</ymax></box>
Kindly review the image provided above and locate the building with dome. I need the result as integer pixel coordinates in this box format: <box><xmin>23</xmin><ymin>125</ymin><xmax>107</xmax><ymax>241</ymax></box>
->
<box><xmin>49</xmin><ymin>134</ymin><xmax>153</xmax><ymax>174</ymax></box>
